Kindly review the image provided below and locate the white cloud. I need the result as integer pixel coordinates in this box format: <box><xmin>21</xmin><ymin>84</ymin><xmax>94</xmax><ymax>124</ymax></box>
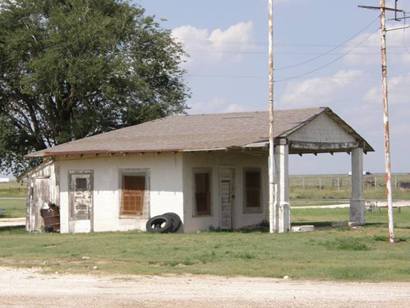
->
<box><xmin>280</xmin><ymin>70</ymin><xmax>363</xmax><ymax>106</ymax></box>
<box><xmin>364</xmin><ymin>73</ymin><xmax>410</xmax><ymax>105</ymax></box>
<box><xmin>344</xmin><ymin>28</ymin><xmax>410</xmax><ymax>66</ymax></box>
<box><xmin>172</xmin><ymin>21</ymin><xmax>255</xmax><ymax>67</ymax></box>
<box><xmin>188</xmin><ymin>97</ymin><xmax>254</xmax><ymax>114</ymax></box>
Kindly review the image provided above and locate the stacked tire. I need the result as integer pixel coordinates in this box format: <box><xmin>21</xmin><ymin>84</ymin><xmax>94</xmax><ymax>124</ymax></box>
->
<box><xmin>146</xmin><ymin>213</ymin><xmax>181</xmax><ymax>233</ymax></box>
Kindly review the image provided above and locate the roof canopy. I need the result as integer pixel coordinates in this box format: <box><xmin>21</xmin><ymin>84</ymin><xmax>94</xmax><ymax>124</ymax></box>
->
<box><xmin>27</xmin><ymin>107</ymin><xmax>373</xmax><ymax>158</ymax></box>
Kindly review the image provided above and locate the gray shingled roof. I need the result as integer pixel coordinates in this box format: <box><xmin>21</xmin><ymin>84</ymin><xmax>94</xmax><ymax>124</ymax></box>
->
<box><xmin>26</xmin><ymin>107</ymin><xmax>373</xmax><ymax>158</ymax></box>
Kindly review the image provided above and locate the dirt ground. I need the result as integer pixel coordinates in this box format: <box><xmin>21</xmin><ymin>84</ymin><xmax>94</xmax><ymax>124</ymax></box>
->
<box><xmin>0</xmin><ymin>267</ymin><xmax>410</xmax><ymax>307</ymax></box>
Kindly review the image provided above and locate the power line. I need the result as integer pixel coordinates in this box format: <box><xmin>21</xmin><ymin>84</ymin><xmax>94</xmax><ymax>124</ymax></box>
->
<box><xmin>184</xmin><ymin>49</ymin><xmax>410</xmax><ymax>55</ymax></box>
<box><xmin>275</xmin><ymin>15</ymin><xmax>380</xmax><ymax>70</ymax></box>
<box><xmin>187</xmin><ymin>25</ymin><xmax>378</xmax><ymax>82</ymax></box>
<box><xmin>401</xmin><ymin>12</ymin><xmax>410</xmax><ymax>54</ymax></box>
<box><xmin>181</xmin><ymin>39</ymin><xmax>410</xmax><ymax>49</ymax></box>
<box><xmin>275</xmin><ymin>27</ymin><xmax>379</xmax><ymax>82</ymax></box>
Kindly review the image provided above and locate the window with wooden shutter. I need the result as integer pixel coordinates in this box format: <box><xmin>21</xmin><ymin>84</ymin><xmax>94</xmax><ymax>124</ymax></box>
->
<box><xmin>121</xmin><ymin>175</ymin><xmax>145</xmax><ymax>216</ymax></box>
<box><xmin>194</xmin><ymin>170</ymin><xmax>211</xmax><ymax>216</ymax></box>
<box><xmin>244</xmin><ymin>168</ymin><xmax>261</xmax><ymax>211</ymax></box>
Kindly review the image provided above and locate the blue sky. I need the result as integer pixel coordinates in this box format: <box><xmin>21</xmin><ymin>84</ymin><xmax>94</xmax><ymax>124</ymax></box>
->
<box><xmin>135</xmin><ymin>0</ymin><xmax>410</xmax><ymax>175</ymax></box>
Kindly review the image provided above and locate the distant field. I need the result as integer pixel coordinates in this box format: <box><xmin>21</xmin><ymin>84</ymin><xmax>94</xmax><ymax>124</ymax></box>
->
<box><xmin>290</xmin><ymin>173</ymin><xmax>410</xmax><ymax>206</ymax></box>
<box><xmin>0</xmin><ymin>182</ymin><xmax>26</xmax><ymax>218</ymax></box>
<box><xmin>0</xmin><ymin>199</ymin><xmax>26</xmax><ymax>218</ymax></box>
<box><xmin>0</xmin><ymin>182</ymin><xmax>26</xmax><ymax>198</ymax></box>
<box><xmin>292</xmin><ymin>207</ymin><xmax>410</xmax><ymax>228</ymax></box>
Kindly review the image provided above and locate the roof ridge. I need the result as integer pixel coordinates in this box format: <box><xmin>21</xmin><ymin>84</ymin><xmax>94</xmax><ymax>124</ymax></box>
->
<box><xmin>182</xmin><ymin>107</ymin><xmax>325</xmax><ymax>118</ymax></box>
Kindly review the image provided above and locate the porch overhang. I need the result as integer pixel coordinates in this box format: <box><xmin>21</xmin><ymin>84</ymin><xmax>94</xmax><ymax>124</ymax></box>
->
<box><xmin>288</xmin><ymin>141</ymin><xmax>368</xmax><ymax>155</ymax></box>
<box><xmin>241</xmin><ymin>140</ymin><xmax>373</xmax><ymax>156</ymax></box>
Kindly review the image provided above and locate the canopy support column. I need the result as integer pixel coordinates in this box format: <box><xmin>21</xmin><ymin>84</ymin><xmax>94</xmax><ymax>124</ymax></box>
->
<box><xmin>275</xmin><ymin>141</ymin><xmax>290</xmax><ymax>233</ymax></box>
<box><xmin>350</xmin><ymin>147</ymin><xmax>365</xmax><ymax>226</ymax></box>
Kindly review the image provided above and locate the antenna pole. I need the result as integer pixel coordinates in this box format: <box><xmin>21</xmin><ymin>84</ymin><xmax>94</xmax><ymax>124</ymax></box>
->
<box><xmin>268</xmin><ymin>0</ymin><xmax>277</xmax><ymax>233</ymax></box>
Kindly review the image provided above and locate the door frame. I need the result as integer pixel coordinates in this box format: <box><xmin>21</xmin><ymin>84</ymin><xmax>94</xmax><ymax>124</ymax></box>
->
<box><xmin>219</xmin><ymin>167</ymin><xmax>235</xmax><ymax>230</ymax></box>
<box><xmin>68</xmin><ymin>170</ymin><xmax>94</xmax><ymax>232</ymax></box>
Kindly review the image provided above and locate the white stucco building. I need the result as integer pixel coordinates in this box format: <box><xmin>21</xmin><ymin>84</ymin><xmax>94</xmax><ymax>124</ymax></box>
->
<box><xmin>25</xmin><ymin>107</ymin><xmax>373</xmax><ymax>233</ymax></box>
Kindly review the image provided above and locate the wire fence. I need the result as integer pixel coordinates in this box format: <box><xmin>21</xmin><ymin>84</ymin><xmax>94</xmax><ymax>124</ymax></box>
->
<box><xmin>290</xmin><ymin>173</ymin><xmax>410</xmax><ymax>192</ymax></box>
<box><xmin>0</xmin><ymin>182</ymin><xmax>26</xmax><ymax>197</ymax></box>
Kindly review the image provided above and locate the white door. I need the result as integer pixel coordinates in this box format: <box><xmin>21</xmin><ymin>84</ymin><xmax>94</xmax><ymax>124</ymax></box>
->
<box><xmin>219</xmin><ymin>168</ymin><xmax>235</xmax><ymax>230</ymax></box>
<box><xmin>69</xmin><ymin>171</ymin><xmax>93</xmax><ymax>233</ymax></box>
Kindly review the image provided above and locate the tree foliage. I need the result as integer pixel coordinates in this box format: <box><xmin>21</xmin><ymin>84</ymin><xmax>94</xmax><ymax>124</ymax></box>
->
<box><xmin>0</xmin><ymin>0</ymin><xmax>189</xmax><ymax>175</ymax></box>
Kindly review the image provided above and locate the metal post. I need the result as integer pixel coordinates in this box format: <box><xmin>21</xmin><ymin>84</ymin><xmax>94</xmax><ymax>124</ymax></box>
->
<box><xmin>379</xmin><ymin>0</ymin><xmax>395</xmax><ymax>243</ymax></box>
<box><xmin>268</xmin><ymin>0</ymin><xmax>276</xmax><ymax>233</ymax></box>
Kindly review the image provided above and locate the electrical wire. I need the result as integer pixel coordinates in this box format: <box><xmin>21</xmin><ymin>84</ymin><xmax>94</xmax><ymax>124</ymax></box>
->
<box><xmin>275</xmin><ymin>27</ymin><xmax>379</xmax><ymax>83</ymax></box>
<box><xmin>275</xmin><ymin>15</ymin><xmax>380</xmax><ymax>70</ymax></box>
<box><xmin>187</xmin><ymin>26</ymin><xmax>379</xmax><ymax>82</ymax></box>
<box><xmin>179</xmin><ymin>15</ymin><xmax>381</xmax><ymax>71</ymax></box>
<box><xmin>402</xmin><ymin>12</ymin><xmax>410</xmax><ymax>54</ymax></box>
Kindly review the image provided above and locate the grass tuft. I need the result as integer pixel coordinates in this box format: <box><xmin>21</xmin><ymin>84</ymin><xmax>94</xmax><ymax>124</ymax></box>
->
<box><xmin>320</xmin><ymin>238</ymin><xmax>370</xmax><ymax>251</ymax></box>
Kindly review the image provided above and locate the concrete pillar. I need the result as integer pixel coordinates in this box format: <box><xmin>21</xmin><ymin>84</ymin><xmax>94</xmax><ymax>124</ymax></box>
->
<box><xmin>350</xmin><ymin>147</ymin><xmax>365</xmax><ymax>226</ymax></box>
<box><xmin>274</xmin><ymin>143</ymin><xmax>290</xmax><ymax>233</ymax></box>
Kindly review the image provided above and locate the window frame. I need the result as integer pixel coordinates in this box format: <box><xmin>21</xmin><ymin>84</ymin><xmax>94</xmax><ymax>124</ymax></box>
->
<box><xmin>192</xmin><ymin>168</ymin><xmax>213</xmax><ymax>217</ymax></box>
<box><xmin>243</xmin><ymin>167</ymin><xmax>263</xmax><ymax>214</ymax></box>
<box><xmin>119</xmin><ymin>169</ymin><xmax>150</xmax><ymax>219</ymax></box>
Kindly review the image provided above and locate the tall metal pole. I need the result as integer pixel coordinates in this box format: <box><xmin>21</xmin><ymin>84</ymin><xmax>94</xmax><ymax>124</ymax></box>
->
<box><xmin>268</xmin><ymin>0</ymin><xmax>276</xmax><ymax>233</ymax></box>
<box><xmin>379</xmin><ymin>0</ymin><xmax>395</xmax><ymax>243</ymax></box>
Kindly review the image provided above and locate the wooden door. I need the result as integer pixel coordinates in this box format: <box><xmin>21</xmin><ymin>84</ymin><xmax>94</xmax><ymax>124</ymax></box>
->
<box><xmin>220</xmin><ymin>169</ymin><xmax>234</xmax><ymax>230</ymax></box>
<box><xmin>30</xmin><ymin>178</ymin><xmax>50</xmax><ymax>232</ymax></box>
<box><xmin>121</xmin><ymin>176</ymin><xmax>145</xmax><ymax>216</ymax></box>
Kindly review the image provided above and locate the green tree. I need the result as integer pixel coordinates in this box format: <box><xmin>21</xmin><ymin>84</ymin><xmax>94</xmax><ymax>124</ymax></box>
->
<box><xmin>0</xmin><ymin>0</ymin><xmax>189</xmax><ymax>175</ymax></box>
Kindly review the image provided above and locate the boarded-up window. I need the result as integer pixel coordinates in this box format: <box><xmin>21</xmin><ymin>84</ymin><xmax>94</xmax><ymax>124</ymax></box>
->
<box><xmin>244</xmin><ymin>169</ymin><xmax>261</xmax><ymax>210</ymax></box>
<box><xmin>194</xmin><ymin>171</ymin><xmax>211</xmax><ymax>216</ymax></box>
<box><xmin>75</xmin><ymin>178</ymin><xmax>87</xmax><ymax>191</ymax></box>
<box><xmin>121</xmin><ymin>175</ymin><xmax>145</xmax><ymax>216</ymax></box>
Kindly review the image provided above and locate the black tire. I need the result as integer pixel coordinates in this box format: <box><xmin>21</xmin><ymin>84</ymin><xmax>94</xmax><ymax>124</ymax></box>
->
<box><xmin>163</xmin><ymin>212</ymin><xmax>182</xmax><ymax>232</ymax></box>
<box><xmin>146</xmin><ymin>215</ymin><xmax>174</xmax><ymax>233</ymax></box>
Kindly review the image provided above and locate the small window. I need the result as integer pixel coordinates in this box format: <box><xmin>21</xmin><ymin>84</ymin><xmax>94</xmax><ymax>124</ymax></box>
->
<box><xmin>244</xmin><ymin>168</ymin><xmax>261</xmax><ymax>211</ymax></box>
<box><xmin>75</xmin><ymin>178</ymin><xmax>88</xmax><ymax>191</ymax></box>
<box><xmin>194</xmin><ymin>170</ymin><xmax>211</xmax><ymax>216</ymax></box>
<box><xmin>121</xmin><ymin>175</ymin><xmax>145</xmax><ymax>216</ymax></box>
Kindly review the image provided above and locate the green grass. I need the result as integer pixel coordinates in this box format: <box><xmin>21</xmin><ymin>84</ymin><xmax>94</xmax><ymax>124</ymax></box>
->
<box><xmin>0</xmin><ymin>199</ymin><xmax>26</xmax><ymax>218</ymax></box>
<box><xmin>292</xmin><ymin>207</ymin><xmax>410</xmax><ymax>228</ymax></box>
<box><xmin>0</xmin><ymin>182</ymin><xmax>26</xmax><ymax>198</ymax></box>
<box><xmin>0</xmin><ymin>177</ymin><xmax>409</xmax><ymax>281</ymax></box>
<box><xmin>0</xmin><ymin>181</ymin><xmax>26</xmax><ymax>218</ymax></box>
<box><xmin>0</xmin><ymin>208</ymin><xmax>409</xmax><ymax>281</ymax></box>
<box><xmin>290</xmin><ymin>187</ymin><xmax>410</xmax><ymax>207</ymax></box>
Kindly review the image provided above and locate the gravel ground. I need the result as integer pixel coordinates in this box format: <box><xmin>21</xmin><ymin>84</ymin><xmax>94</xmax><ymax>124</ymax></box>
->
<box><xmin>0</xmin><ymin>267</ymin><xmax>409</xmax><ymax>307</ymax></box>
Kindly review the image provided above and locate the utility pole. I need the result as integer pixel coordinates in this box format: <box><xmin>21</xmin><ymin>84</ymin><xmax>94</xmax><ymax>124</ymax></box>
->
<box><xmin>359</xmin><ymin>0</ymin><xmax>408</xmax><ymax>243</ymax></box>
<box><xmin>380</xmin><ymin>0</ymin><xmax>395</xmax><ymax>244</ymax></box>
<box><xmin>268</xmin><ymin>0</ymin><xmax>277</xmax><ymax>233</ymax></box>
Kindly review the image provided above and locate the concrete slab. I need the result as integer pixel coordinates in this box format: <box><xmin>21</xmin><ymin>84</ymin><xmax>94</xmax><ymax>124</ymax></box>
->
<box><xmin>0</xmin><ymin>218</ymin><xmax>25</xmax><ymax>228</ymax></box>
